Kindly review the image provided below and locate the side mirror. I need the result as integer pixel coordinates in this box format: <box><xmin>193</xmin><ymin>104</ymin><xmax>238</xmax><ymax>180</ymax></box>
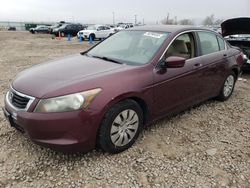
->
<box><xmin>165</xmin><ymin>56</ymin><xmax>186</xmax><ymax>68</ymax></box>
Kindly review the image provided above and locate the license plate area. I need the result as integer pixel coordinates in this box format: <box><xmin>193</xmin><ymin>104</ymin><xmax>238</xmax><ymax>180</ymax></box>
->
<box><xmin>2</xmin><ymin>108</ymin><xmax>25</xmax><ymax>133</ymax></box>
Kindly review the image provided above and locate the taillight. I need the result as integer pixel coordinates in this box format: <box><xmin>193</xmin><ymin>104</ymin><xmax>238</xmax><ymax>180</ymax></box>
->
<box><xmin>236</xmin><ymin>52</ymin><xmax>244</xmax><ymax>65</ymax></box>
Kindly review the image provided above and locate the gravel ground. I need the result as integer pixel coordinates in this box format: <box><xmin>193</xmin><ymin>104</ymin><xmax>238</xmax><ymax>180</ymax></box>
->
<box><xmin>0</xmin><ymin>31</ymin><xmax>249</xmax><ymax>188</ymax></box>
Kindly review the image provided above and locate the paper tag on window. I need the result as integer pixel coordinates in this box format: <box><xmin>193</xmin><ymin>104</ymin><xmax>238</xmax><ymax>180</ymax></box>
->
<box><xmin>144</xmin><ymin>32</ymin><xmax>163</xmax><ymax>38</ymax></box>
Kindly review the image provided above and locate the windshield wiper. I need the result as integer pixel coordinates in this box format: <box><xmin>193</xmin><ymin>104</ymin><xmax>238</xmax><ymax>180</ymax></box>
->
<box><xmin>91</xmin><ymin>55</ymin><xmax>123</xmax><ymax>64</ymax></box>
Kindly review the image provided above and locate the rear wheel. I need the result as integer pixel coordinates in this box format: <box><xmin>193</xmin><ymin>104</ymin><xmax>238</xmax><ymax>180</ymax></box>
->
<box><xmin>98</xmin><ymin>99</ymin><xmax>143</xmax><ymax>153</ymax></box>
<box><xmin>217</xmin><ymin>72</ymin><xmax>236</xmax><ymax>101</ymax></box>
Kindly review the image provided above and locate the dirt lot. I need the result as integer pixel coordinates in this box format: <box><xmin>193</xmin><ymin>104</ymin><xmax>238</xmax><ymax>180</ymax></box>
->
<box><xmin>0</xmin><ymin>31</ymin><xmax>249</xmax><ymax>188</ymax></box>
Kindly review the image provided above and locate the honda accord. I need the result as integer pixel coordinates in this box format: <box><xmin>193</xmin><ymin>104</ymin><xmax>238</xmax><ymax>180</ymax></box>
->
<box><xmin>3</xmin><ymin>25</ymin><xmax>243</xmax><ymax>153</ymax></box>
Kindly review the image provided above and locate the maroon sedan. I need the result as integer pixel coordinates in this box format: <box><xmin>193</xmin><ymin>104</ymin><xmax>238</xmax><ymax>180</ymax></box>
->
<box><xmin>3</xmin><ymin>25</ymin><xmax>243</xmax><ymax>153</ymax></box>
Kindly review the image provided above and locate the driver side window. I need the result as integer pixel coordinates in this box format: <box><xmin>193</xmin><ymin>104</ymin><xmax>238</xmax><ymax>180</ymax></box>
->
<box><xmin>165</xmin><ymin>33</ymin><xmax>195</xmax><ymax>60</ymax></box>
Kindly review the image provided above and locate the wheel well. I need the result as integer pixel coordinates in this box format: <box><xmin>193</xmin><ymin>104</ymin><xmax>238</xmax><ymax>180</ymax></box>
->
<box><xmin>129</xmin><ymin>97</ymin><xmax>149</xmax><ymax>126</ymax></box>
<box><xmin>95</xmin><ymin>97</ymin><xmax>149</xmax><ymax>148</ymax></box>
<box><xmin>232</xmin><ymin>68</ymin><xmax>238</xmax><ymax>79</ymax></box>
<box><xmin>90</xmin><ymin>33</ymin><xmax>95</xmax><ymax>38</ymax></box>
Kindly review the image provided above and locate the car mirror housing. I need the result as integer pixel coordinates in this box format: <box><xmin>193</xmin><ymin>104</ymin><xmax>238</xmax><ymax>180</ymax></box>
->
<box><xmin>165</xmin><ymin>56</ymin><xmax>186</xmax><ymax>68</ymax></box>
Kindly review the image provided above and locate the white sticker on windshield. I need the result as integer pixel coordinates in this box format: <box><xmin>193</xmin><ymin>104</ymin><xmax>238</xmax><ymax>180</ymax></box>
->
<box><xmin>144</xmin><ymin>32</ymin><xmax>163</xmax><ymax>38</ymax></box>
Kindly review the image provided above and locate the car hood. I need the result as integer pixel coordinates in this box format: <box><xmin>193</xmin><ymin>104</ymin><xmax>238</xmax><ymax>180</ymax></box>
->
<box><xmin>12</xmin><ymin>54</ymin><xmax>124</xmax><ymax>99</ymax></box>
<box><xmin>221</xmin><ymin>17</ymin><xmax>250</xmax><ymax>37</ymax></box>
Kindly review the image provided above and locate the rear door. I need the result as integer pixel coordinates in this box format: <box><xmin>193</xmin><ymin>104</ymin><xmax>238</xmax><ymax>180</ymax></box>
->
<box><xmin>196</xmin><ymin>31</ymin><xmax>229</xmax><ymax>97</ymax></box>
<box><xmin>70</xmin><ymin>25</ymin><xmax>78</xmax><ymax>36</ymax></box>
<box><xmin>64</xmin><ymin>25</ymin><xmax>72</xmax><ymax>35</ymax></box>
<box><xmin>96</xmin><ymin>26</ymin><xmax>106</xmax><ymax>38</ymax></box>
<box><xmin>103</xmin><ymin>26</ymin><xmax>112</xmax><ymax>37</ymax></box>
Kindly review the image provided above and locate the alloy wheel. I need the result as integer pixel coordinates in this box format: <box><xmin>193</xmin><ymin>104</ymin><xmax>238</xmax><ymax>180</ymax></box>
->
<box><xmin>223</xmin><ymin>75</ymin><xmax>235</xmax><ymax>97</ymax></box>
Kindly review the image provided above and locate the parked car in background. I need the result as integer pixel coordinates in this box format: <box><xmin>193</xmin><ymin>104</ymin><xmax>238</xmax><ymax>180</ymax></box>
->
<box><xmin>3</xmin><ymin>25</ymin><xmax>243</xmax><ymax>154</ymax></box>
<box><xmin>106</xmin><ymin>24</ymin><xmax>116</xmax><ymax>28</ymax></box>
<box><xmin>114</xmin><ymin>23</ymin><xmax>134</xmax><ymax>32</ymax></box>
<box><xmin>8</xmin><ymin>27</ymin><xmax>16</xmax><ymax>31</ymax></box>
<box><xmin>52</xmin><ymin>23</ymin><xmax>86</xmax><ymax>37</ymax></box>
<box><xmin>77</xmin><ymin>25</ymin><xmax>115</xmax><ymax>40</ymax></box>
<box><xmin>29</xmin><ymin>25</ymin><xmax>50</xmax><ymax>34</ymax></box>
<box><xmin>49</xmin><ymin>21</ymin><xmax>67</xmax><ymax>34</ymax></box>
<box><xmin>221</xmin><ymin>17</ymin><xmax>250</xmax><ymax>71</ymax></box>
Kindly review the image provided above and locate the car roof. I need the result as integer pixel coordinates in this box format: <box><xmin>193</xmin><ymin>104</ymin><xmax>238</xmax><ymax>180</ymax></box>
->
<box><xmin>128</xmin><ymin>25</ymin><xmax>210</xmax><ymax>33</ymax></box>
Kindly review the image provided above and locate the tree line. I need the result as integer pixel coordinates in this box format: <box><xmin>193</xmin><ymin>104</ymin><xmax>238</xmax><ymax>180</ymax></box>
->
<box><xmin>161</xmin><ymin>14</ymin><xmax>224</xmax><ymax>26</ymax></box>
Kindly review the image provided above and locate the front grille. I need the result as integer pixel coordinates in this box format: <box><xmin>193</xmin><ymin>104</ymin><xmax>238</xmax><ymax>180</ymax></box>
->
<box><xmin>10</xmin><ymin>91</ymin><xmax>30</xmax><ymax>109</ymax></box>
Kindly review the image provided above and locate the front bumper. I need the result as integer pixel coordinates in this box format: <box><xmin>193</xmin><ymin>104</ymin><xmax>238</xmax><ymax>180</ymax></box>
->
<box><xmin>3</xmin><ymin>97</ymin><xmax>101</xmax><ymax>153</ymax></box>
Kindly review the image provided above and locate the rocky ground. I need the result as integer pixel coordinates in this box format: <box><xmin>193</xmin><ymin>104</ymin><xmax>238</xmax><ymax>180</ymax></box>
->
<box><xmin>0</xmin><ymin>31</ymin><xmax>249</xmax><ymax>188</ymax></box>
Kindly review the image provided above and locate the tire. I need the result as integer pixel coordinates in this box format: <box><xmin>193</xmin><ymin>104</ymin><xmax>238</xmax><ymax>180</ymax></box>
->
<box><xmin>98</xmin><ymin>99</ymin><xmax>143</xmax><ymax>154</ymax></box>
<box><xmin>89</xmin><ymin>34</ymin><xmax>95</xmax><ymax>41</ymax></box>
<box><xmin>216</xmin><ymin>72</ymin><xmax>236</xmax><ymax>101</ymax></box>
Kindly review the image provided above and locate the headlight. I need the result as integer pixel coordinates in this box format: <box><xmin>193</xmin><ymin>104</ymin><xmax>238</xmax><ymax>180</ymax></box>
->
<box><xmin>34</xmin><ymin>88</ymin><xmax>102</xmax><ymax>113</ymax></box>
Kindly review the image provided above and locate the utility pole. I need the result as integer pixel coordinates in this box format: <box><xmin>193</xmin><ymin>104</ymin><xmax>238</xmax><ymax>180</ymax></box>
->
<box><xmin>134</xmin><ymin>14</ymin><xmax>137</xmax><ymax>25</ymax></box>
<box><xmin>112</xmin><ymin>12</ymin><xmax>115</xmax><ymax>25</ymax></box>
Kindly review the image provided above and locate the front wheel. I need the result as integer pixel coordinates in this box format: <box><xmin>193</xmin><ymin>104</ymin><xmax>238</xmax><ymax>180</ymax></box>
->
<box><xmin>97</xmin><ymin>99</ymin><xmax>143</xmax><ymax>153</ymax></box>
<box><xmin>217</xmin><ymin>72</ymin><xmax>236</xmax><ymax>101</ymax></box>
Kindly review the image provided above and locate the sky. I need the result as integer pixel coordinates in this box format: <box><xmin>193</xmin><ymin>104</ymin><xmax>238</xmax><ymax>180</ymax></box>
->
<box><xmin>0</xmin><ymin>0</ymin><xmax>249</xmax><ymax>24</ymax></box>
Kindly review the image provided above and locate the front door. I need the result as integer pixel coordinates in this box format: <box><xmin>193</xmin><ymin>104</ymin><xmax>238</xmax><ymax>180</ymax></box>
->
<box><xmin>153</xmin><ymin>32</ymin><xmax>205</xmax><ymax>117</ymax></box>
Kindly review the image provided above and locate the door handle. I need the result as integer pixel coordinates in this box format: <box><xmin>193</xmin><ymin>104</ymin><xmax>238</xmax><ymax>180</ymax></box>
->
<box><xmin>223</xmin><ymin>54</ymin><xmax>227</xmax><ymax>57</ymax></box>
<box><xmin>193</xmin><ymin>63</ymin><xmax>202</xmax><ymax>68</ymax></box>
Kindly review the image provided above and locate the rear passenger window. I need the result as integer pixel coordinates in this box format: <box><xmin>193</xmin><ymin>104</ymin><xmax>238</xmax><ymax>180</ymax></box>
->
<box><xmin>198</xmin><ymin>32</ymin><xmax>219</xmax><ymax>55</ymax></box>
<box><xmin>217</xmin><ymin>36</ymin><xmax>226</xmax><ymax>50</ymax></box>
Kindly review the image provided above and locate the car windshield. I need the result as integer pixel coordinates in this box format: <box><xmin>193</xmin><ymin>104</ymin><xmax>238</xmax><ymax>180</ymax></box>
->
<box><xmin>87</xmin><ymin>30</ymin><xmax>169</xmax><ymax>65</ymax></box>
<box><xmin>87</xmin><ymin>25</ymin><xmax>97</xmax><ymax>30</ymax></box>
<box><xmin>119</xmin><ymin>24</ymin><xmax>126</xmax><ymax>28</ymax></box>
<box><xmin>52</xmin><ymin>23</ymin><xmax>60</xmax><ymax>28</ymax></box>
<box><xmin>59</xmin><ymin>24</ymin><xmax>68</xmax><ymax>29</ymax></box>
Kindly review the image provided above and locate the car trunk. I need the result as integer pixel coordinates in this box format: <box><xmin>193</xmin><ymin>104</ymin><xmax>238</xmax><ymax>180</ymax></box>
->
<box><xmin>226</xmin><ymin>40</ymin><xmax>250</xmax><ymax>60</ymax></box>
<box><xmin>221</xmin><ymin>18</ymin><xmax>250</xmax><ymax>68</ymax></box>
